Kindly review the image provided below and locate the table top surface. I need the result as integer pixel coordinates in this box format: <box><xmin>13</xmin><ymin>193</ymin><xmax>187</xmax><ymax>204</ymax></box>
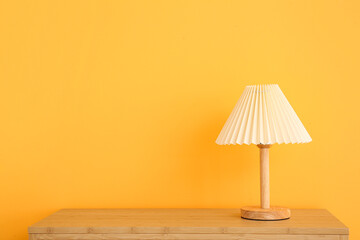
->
<box><xmin>28</xmin><ymin>208</ymin><xmax>348</xmax><ymax>235</ymax></box>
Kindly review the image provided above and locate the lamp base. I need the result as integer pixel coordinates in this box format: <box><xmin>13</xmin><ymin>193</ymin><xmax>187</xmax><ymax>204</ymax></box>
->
<box><xmin>241</xmin><ymin>206</ymin><xmax>290</xmax><ymax>221</ymax></box>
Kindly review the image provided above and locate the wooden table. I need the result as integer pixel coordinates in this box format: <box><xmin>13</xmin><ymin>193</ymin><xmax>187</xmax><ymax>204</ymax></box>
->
<box><xmin>28</xmin><ymin>209</ymin><xmax>349</xmax><ymax>240</ymax></box>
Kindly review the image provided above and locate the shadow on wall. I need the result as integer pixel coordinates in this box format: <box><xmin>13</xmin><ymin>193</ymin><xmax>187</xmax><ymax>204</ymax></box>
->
<box><xmin>177</xmin><ymin>113</ymin><xmax>258</xmax><ymax>206</ymax></box>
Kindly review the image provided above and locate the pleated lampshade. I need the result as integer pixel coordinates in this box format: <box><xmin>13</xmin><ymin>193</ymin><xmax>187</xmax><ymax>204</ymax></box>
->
<box><xmin>216</xmin><ymin>84</ymin><xmax>311</xmax><ymax>145</ymax></box>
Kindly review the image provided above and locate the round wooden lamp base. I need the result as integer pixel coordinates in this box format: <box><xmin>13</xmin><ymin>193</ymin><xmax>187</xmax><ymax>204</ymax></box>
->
<box><xmin>241</xmin><ymin>206</ymin><xmax>291</xmax><ymax>221</ymax></box>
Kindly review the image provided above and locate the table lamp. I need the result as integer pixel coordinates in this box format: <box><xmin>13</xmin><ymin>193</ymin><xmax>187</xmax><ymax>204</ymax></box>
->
<box><xmin>216</xmin><ymin>84</ymin><xmax>311</xmax><ymax>220</ymax></box>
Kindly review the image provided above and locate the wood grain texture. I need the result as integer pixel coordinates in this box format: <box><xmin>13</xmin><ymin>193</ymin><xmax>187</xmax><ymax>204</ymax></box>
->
<box><xmin>29</xmin><ymin>233</ymin><xmax>343</xmax><ymax>240</ymax></box>
<box><xmin>28</xmin><ymin>209</ymin><xmax>348</xmax><ymax>236</ymax></box>
<box><xmin>241</xmin><ymin>206</ymin><xmax>290</xmax><ymax>220</ymax></box>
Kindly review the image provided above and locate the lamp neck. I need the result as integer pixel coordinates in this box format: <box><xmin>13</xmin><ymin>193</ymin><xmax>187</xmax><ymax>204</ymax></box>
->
<box><xmin>257</xmin><ymin>144</ymin><xmax>271</xmax><ymax>149</ymax></box>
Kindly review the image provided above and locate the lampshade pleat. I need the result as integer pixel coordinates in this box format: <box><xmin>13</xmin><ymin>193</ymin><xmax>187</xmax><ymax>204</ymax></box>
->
<box><xmin>235</xmin><ymin>87</ymin><xmax>252</xmax><ymax>144</ymax></box>
<box><xmin>230</xmin><ymin>88</ymin><xmax>248</xmax><ymax>144</ymax></box>
<box><xmin>225</xmin><ymin>87</ymin><xmax>249</xmax><ymax>144</ymax></box>
<box><xmin>216</xmin><ymin>84</ymin><xmax>312</xmax><ymax>145</ymax></box>
<box><xmin>221</xmin><ymin>87</ymin><xmax>247</xmax><ymax>144</ymax></box>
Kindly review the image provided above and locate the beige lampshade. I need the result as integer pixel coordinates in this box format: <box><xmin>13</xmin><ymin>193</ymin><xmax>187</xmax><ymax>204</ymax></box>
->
<box><xmin>216</xmin><ymin>84</ymin><xmax>312</xmax><ymax>145</ymax></box>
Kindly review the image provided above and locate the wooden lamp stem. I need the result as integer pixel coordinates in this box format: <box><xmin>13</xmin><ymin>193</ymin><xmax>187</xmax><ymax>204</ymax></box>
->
<box><xmin>241</xmin><ymin>144</ymin><xmax>290</xmax><ymax>221</ymax></box>
<box><xmin>259</xmin><ymin>144</ymin><xmax>270</xmax><ymax>209</ymax></box>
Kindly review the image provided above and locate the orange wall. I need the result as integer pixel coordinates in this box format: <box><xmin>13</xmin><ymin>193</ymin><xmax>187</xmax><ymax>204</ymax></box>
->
<box><xmin>1</xmin><ymin>0</ymin><xmax>359</xmax><ymax>239</ymax></box>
